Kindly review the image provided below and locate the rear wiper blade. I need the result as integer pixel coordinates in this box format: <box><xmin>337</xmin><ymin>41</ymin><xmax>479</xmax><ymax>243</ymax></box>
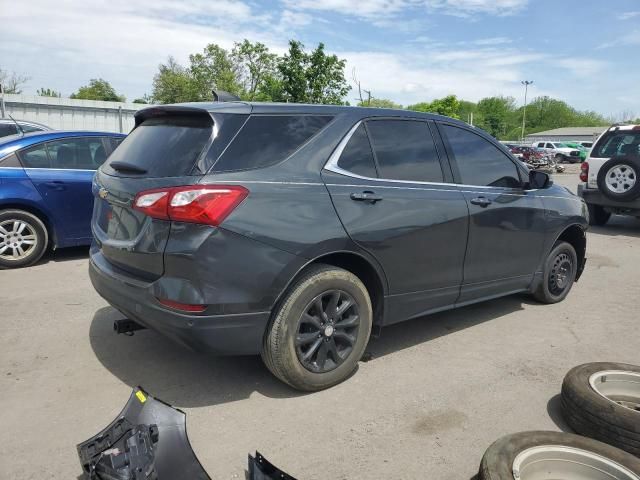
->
<box><xmin>109</xmin><ymin>161</ymin><xmax>147</xmax><ymax>174</ymax></box>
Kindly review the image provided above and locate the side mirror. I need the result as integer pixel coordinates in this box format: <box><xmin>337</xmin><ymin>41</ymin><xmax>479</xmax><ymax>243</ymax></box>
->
<box><xmin>528</xmin><ymin>170</ymin><xmax>553</xmax><ymax>189</ymax></box>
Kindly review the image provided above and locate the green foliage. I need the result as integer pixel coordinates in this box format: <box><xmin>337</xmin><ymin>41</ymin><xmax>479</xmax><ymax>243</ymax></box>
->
<box><xmin>231</xmin><ymin>40</ymin><xmax>279</xmax><ymax>101</ymax></box>
<box><xmin>189</xmin><ymin>44</ymin><xmax>241</xmax><ymax>100</ymax></box>
<box><xmin>407</xmin><ymin>95</ymin><xmax>460</xmax><ymax>119</ymax></box>
<box><xmin>71</xmin><ymin>78</ymin><xmax>125</xmax><ymax>102</ymax></box>
<box><xmin>37</xmin><ymin>88</ymin><xmax>61</xmax><ymax>97</ymax></box>
<box><xmin>358</xmin><ymin>98</ymin><xmax>402</xmax><ymax>109</ymax></box>
<box><xmin>133</xmin><ymin>94</ymin><xmax>152</xmax><ymax>104</ymax></box>
<box><xmin>278</xmin><ymin>40</ymin><xmax>350</xmax><ymax>104</ymax></box>
<box><xmin>151</xmin><ymin>57</ymin><xmax>199</xmax><ymax>104</ymax></box>
<box><xmin>475</xmin><ymin>96</ymin><xmax>516</xmax><ymax>138</ymax></box>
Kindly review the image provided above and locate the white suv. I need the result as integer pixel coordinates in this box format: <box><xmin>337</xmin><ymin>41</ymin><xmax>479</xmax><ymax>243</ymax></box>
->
<box><xmin>533</xmin><ymin>141</ymin><xmax>582</xmax><ymax>163</ymax></box>
<box><xmin>578</xmin><ymin>124</ymin><xmax>640</xmax><ymax>225</ymax></box>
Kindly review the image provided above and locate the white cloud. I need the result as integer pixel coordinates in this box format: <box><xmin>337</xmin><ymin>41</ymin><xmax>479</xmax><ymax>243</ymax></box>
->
<box><xmin>281</xmin><ymin>0</ymin><xmax>529</xmax><ymax>20</ymax></box>
<box><xmin>618</xmin><ymin>11</ymin><xmax>640</xmax><ymax>20</ymax></box>
<box><xmin>598</xmin><ymin>30</ymin><xmax>640</xmax><ymax>49</ymax></box>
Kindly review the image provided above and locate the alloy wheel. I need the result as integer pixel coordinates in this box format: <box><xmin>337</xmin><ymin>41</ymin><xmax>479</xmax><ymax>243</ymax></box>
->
<box><xmin>0</xmin><ymin>219</ymin><xmax>38</xmax><ymax>261</ymax></box>
<box><xmin>295</xmin><ymin>290</ymin><xmax>360</xmax><ymax>373</ymax></box>
<box><xmin>605</xmin><ymin>164</ymin><xmax>636</xmax><ymax>194</ymax></box>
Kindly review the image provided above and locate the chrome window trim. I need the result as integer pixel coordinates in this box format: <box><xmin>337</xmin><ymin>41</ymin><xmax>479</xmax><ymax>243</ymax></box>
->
<box><xmin>323</xmin><ymin>120</ymin><xmax>528</xmax><ymax>192</ymax></box>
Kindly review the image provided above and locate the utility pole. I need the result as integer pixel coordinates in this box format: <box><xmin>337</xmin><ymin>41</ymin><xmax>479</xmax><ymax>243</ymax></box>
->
<box><xmin>0</xmin><ymin>84</ymin><xmax>5</xmax><ymax>118</ymax></box>
<box><xmin>521</xmin><ymin>80</ymin><xmax>533</xmax><ymax>142</ymax></box>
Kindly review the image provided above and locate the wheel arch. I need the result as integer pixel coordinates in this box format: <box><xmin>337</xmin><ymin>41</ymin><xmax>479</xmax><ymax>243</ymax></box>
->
<box><xmin>272</xmin><ymin>250</ymin><xmax>388</xmax><ymax>327</ymax></box>
<box><xmin>0</xmin><ymin>202</ymin><xmax>56</xmax><ymax>248</ymax></box>
<box><xmin>554</xmin><ymin>224</ymin><xmax>587</xmax><ymax>281</ymax></box>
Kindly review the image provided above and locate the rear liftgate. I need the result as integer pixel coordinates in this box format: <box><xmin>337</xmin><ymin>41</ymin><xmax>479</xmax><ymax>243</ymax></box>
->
<box><xmin>77</xmin><ymin>387</ymin><xmax>296</xmax><ymax>479</ymax></box>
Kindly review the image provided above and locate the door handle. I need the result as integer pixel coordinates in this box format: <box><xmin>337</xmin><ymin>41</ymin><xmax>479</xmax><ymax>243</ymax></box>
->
<box><xmin>43</xmin><ymin>181</ymin><xmax>66</xmax><ymax>191</ymax></box>
<box><xmin>350</xmin><ymin>191</ymin><xmax>383</xmax><ymax>203</ymax></box>
<box><xmin>470</xmin><ymin>196</ymin><xmax>492</xmax><ymax>207</ymax></box>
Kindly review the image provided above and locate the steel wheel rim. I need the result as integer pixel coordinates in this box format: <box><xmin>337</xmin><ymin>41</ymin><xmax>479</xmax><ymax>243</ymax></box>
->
<box><xmin>590</xmin><ymin>371</ymin><xmax>640</xmax><ymax>413</ymax></box>
<box><xmin>513</xmin><ymin>445</ymin><xmax>639</xmax><ymax>480</ymax></box>
<box><xmin>0</xmin><ymin>219</ymin><xmax>38</xmax><ymax>261</ymax></box>
<box><xmin>549</xmin><ymin>252</ymin><xmax>572</xmax><ymax>295</ymax></box>
<box><xmin>605</xmin><ymin>165</ymin><xmax>636</xmax><ymax>194</ymax></box>
<box><xmin>295</xmin><ymin>289</ymin><xmax>360</xmax><ymax>373</ymax></box>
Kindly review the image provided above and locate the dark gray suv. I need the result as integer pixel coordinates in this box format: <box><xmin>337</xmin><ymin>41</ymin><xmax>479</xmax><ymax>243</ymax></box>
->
<box><xmin>90</xmin><ymin>102</ymin><xmax>588</xmax><ymax>391</ymax></box>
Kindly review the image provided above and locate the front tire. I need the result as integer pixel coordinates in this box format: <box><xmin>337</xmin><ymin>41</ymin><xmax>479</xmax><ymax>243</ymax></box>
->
<box><xmin>532</xmin><ymin>241</ymin><xmax>577</xmax><ymax>304</ymax></box>
<box><xmin>587</xmin><ymin>203</ymin><xmax>611</xmax><ymax>226</ymax></box>
<box><xmin>262</xmin><ymin>265</ymin><xmax>373</xmax><ymax>391</ymax></box>
<box><xmin>0</xmin><ymin>209</ymin><xmax>48</xmax><ymax>269</ymax></box>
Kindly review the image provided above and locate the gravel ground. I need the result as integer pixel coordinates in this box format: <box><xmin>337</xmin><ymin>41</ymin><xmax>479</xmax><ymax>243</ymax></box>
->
<box><xmin>1</xmin><ymin>174</ymin><xmax>638</xmax><ymax>479</ymax></box>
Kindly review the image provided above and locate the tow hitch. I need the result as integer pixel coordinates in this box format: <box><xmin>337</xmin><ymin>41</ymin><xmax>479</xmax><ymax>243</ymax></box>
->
<box><xmin>113</xmin><ymin>319</ymin><xmax>146</xmax><ymax>335</ymax></box>
<box><xmin>78</xmin><ymin>388</ymin><xmax>298</xmax><ymax>479</ymax></box>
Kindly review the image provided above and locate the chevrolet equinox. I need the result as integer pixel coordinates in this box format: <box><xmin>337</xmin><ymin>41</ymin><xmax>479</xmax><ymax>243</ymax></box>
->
<box><xmin>90</xmin><ymin>102</ymin><xmax>588</xmax><ymax>391</ymax></box>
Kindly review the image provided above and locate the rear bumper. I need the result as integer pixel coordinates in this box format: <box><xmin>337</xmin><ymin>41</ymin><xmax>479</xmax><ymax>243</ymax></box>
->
<box><xmin>89</xmin><ymin>253</ymin><xmax>270</xmax><ymax>355</ymax></box>
<box><xmin>578</xmin><ymin>184</ymin><xmax>640</xmax><ymax>210</ymax></box>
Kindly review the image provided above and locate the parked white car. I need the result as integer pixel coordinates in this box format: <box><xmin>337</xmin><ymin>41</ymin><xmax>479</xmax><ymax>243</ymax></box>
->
<box><xmin>533</xmin><ymin>141</ymin><xmax>582</xmax><ymax>163</ymax></box>
<box><xmin>578</xmin><ymin>124</ymin><xmax>640</xmax><ymax>225</ymax></box>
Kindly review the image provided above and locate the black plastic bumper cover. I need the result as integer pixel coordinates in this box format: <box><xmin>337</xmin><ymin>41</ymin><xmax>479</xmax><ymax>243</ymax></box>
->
<box><xmin>78</xmin><ymin>388</ymin><xmax>297</xmax><ymax>479</ymax></box>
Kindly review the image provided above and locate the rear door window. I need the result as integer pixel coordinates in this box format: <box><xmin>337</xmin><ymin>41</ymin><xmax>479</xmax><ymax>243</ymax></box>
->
<box><xmin>592</xmin><ymin>131</ymin><xmax>640</xmax><ymax>158</ymax></box>
<box><xmin>19</xmin><ymin>143</ymin><xmax>50</xmax><ymax>168</ymax></box>
<box><xmin>336</xmin><ymin>124</ymin><xmax>377</xmax><ymax>178</ymax></box>
<box><xmin>366</xmin><ymin>120</ymin><xmax>444</xmax><ymax>182</ymax></box>
<box><xmin>0</xmin><ymin>123</ymin><xmax>18</xmax><ymax>137</ymax></box>
<box><xmin>104</xmin><ymin>116</ymin><xmax>213</xmax><ymax>177</ymax></box>
<box><xmin>212</xmin><ymin>115</ymin><xmax>332</xmax><ymax>172</ymax></box>
<box><xmin>442</xmin><ymin>124</ymin><xmax>521</xmax><ymax>188</ymax></box>
<box><xmin>46</xmin><ymin>137</ymin><xmax>109</xmax><ymax>169</ymax></box>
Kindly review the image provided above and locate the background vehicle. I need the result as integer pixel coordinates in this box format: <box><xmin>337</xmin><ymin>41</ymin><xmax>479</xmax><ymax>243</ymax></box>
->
<box><xmin>533</xmin><ymin>141</ymin><xmax>582</xmax><ymax>163</ymax></box>
<box><xmin>0</xmin><ymin>130</ymin><xmax>125</xmax><ymax>268</ymax></box>
<box><xmin>0</xmin><ymin>119</ymin><xmax>52</xmax><ymax>138</ymax></box>
<box><xmin>578</xmin><ymin>124</ymin><xmax>640</xmax><ymax>225</ymax></box>
<box><xmin>90</xmin><ymin>103</ymin><xmax>587</xmax><ymax>391</ymax></box>
<box><xmin>563</xmin><ymin>141</ymin><xmax>588</xmax><ymax>162</ymax></box>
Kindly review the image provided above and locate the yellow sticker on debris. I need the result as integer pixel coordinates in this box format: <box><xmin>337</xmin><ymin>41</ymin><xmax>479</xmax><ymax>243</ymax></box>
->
<box><xmin>135</xmin><ymin>391</ymin><xmax>147</xmax><ymax>403</ymax></box>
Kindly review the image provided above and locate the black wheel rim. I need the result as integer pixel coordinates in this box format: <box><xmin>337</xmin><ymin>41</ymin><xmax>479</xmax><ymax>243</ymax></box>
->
<box><xmin>295</xmin><ymin>290</ymin><xmax>360</xmax><ymax>373</ymax></box>
<box><xmin>549</xmin><ymin>252</ymin><xmax>572</xmax><ymax>295</ymax></box>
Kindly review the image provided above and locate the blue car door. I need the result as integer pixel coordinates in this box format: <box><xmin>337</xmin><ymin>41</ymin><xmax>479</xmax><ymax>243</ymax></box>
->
<box><xmin>18</xmin><ymin>137</ymin><xmax>112</xmax><ymax>244</ymax></box>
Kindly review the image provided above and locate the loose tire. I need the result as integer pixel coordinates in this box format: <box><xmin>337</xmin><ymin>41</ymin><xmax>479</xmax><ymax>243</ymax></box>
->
<box><xmin>532</xmin><ymin>241</ymin><xmax>577</xmax><ymax>304</ymax></box>
<box><xmin>588</xmin><ymin>203</ymin><xmax>611</xmax><ymax>226</ymax></box>
<box><xmin>479</xmin><ymin>431</ymin><xmax>640</xmax><ymax>480</ymax></box>
<box><xmin>561</xmin><ymin>362</ymin><xmax>640</xmax><ymax>457</ymax></box>
<box><xmin>597</xmin><ymin>157</ymin><xmax>640</xmax><ymax>202</ymax></box>
<box><xmin>262</xmin><ymin>265</ymin><xmax>372</xmax><ymax>391</ymax></box>
<box><xmin>0</xmin><ymin>209</ymin><xmax>48</xmax><ymax>269</ymax></box>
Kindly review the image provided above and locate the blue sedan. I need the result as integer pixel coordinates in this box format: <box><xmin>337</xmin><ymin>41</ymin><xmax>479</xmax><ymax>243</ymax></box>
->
<box><xmin>0</xmin><ymin>130</ymin><xmax>126</xmax><ymax>268</ymax></box>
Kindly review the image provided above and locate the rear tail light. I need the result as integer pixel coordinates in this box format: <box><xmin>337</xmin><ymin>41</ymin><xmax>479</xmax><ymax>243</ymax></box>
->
<box><xmin>157</xmin><ymin>298</ymin><xmax>206</xmax><ymax>313</ymax></box>
<box><xmin>133</xmin><ymin>185</ymin><xmax>248</xmax><ymax>226</ymax></box>
<box><xmin>580</xmin><ymin>162</ymin><xmax>589</xmax><ymax>182</ymax></box>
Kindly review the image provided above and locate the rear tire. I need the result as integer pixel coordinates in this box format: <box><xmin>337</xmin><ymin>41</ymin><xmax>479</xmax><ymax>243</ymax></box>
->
<box><xmin>597</xmin><ymin>156</ymin><xmax>640</xmax><ymax>201</ymax></box>
<box><xmin>0</xmin><ymin>209</ymin><xmax>48</xmax><ymax>269</ymax></box>
<box><xmin>532</xmin><ymin>241</ymin><xmax>577</xmax><ymax>304</ymax></box>
<box><xmin>587</xmin><ymin>203</ymin><xmax>611</xmax><ymax>226</ymax></box>
<box><xmin>262</xmin><ymin>265</ymin><xmax>372</xmax><ymax>391</ymax></box>
<box><xmin>479</xmin><ymin>431</ymin><xmax>640</xmax><ymax>479</ymax></box>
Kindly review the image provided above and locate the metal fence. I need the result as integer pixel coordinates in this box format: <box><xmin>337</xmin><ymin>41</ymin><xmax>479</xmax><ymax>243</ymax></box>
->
<box><xmin>0</xmin><ymin>94</ymin><xmax>150</xmax><ymax>133</ymax></box>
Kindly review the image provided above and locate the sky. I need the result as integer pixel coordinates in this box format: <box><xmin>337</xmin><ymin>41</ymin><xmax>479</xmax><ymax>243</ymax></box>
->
<box><xmin>1</xmin><ymin>0</ymin><xmax>639</xmax><ymax>117</ymax></box>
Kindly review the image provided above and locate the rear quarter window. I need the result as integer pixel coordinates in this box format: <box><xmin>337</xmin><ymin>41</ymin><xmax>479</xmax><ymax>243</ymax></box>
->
<box><xmin>212</xmin><ymin>115</ymin><xmax>333</xmax><ymax>172</ymax></box>
<box><xmin>592</xmin><ymin>131</ymin><xmax>640</xmax><ymax>158</ymax></box>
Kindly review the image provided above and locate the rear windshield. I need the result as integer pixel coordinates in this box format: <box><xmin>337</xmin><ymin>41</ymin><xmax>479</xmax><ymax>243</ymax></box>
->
<box><xmin>104</xmin><ymin>116</ymin><xmax>213</xmax><ymax>177</ymax></box>
<box><xmin>212</xmin><ymin>115</ymin><xmax>333</xmax><ymax>172</ymax></box>
<box><xmin>592</xmin><ymin>130</ymin><xmax>640</xmax><ymax>158</ymax></box>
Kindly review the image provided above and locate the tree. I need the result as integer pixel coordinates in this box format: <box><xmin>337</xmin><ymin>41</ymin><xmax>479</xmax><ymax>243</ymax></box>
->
<box><xmin>133</xmin><ymin>94</ymin><xmax>153</xmax><ymax>104</ymax></box>
<box><xmin>151</xmin><ymin>57</ymin><xmax>198</xmax><ymax>104</ymax></box>
<box><xmin>358</xmin><ymin>98</ymin><xmax>402</xmax><ymax>109</ymax></box>
<box><xmin>476</xmin><ymin>96</ymin><xmax>516</xmax><ymax>138</ymax></box>
<box><xmin>406</xmin><ymin>95</ymin><xmax>460</xmax><ymax>118</ymax></box>
<box><xmin>37</xmin><ymin>88</ymin><xmax>61</xmax><ymax>97</ymax></box>
<box><xmin>189</xmin><ymin>44</ymin><xmax>241</xmax><ymax>100</ymax></box>
<box><xmin>71</xmin><ymin>78</ymin><xmax>125</xmax><ymax>102</ymax></box>
<box><xmin>231</xmin><ymin>40</ymin><xmax>279</xmax><ymax>100</ymax></box>
<box><xmin>278</xmin><ymin>40</ymin><xmax>350</xmax><ymax>104</ymax></box>
<box><xmin>0</xmin><ymin>68</ymin><xmax>29</xmax><ymax>94</ymax></box>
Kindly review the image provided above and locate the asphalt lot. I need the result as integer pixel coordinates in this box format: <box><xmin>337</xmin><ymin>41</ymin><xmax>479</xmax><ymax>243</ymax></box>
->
<box><xmin>1</xmin><ymin>174</ymin><xmax>639</xmax><ymax>479</ymax></box>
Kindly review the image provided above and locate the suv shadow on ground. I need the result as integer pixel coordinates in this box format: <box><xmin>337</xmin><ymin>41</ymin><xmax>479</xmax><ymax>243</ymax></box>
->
<box><xmin>90</xmin><ymin>294</ymin><xmax>531</xmax><ymax>408</ymax></box>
